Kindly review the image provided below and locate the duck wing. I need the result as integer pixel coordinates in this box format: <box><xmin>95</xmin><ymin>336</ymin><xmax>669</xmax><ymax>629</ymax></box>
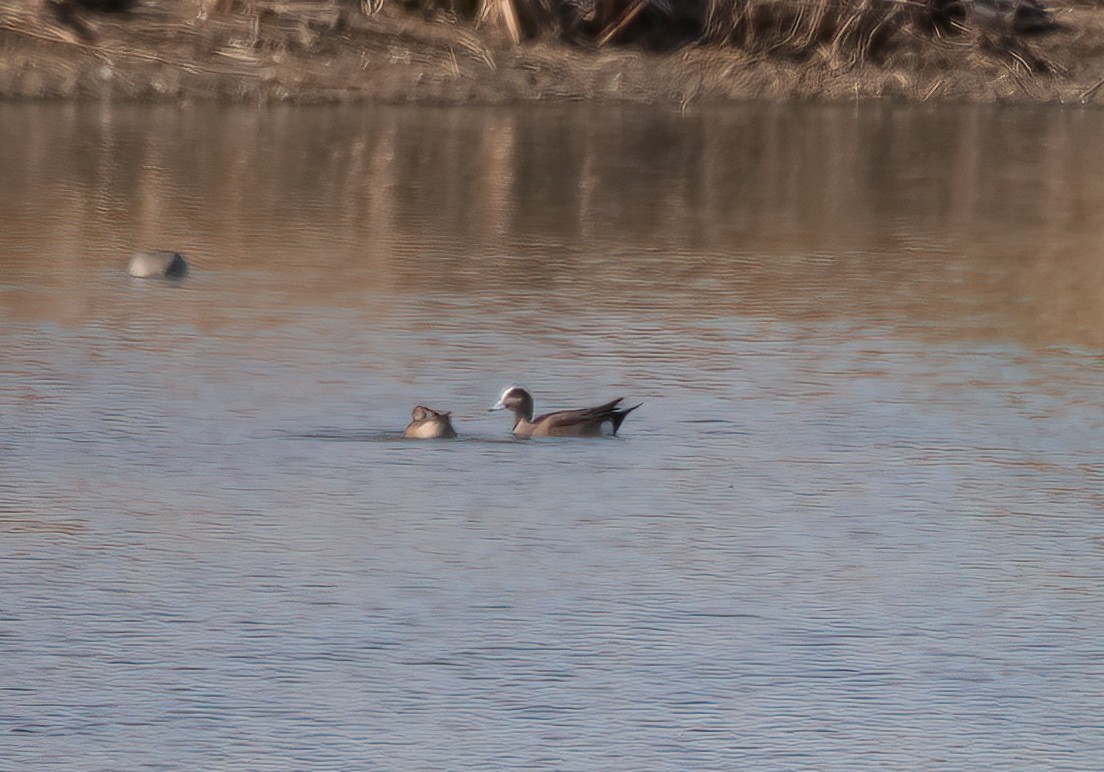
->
<box><xmin>531</xmin><ymin>399</ymin><xmax>630</xmax><ymax>435</ymax></box>
<box><xmin>534</xmin><ymin>398</ymin><xmax>623</xmax><ymax>425</ymax></box>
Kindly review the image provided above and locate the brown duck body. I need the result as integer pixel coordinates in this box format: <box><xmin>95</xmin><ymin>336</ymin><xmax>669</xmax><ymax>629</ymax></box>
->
<box><xmin>490</xmin><ymin>386</ymin><xmax>641</xmax><ymax>438</ymax></box>
<box><xmin>404</xmin><ymin>406</ymin><xmax>457</xmax><ymax>439</ymax></box>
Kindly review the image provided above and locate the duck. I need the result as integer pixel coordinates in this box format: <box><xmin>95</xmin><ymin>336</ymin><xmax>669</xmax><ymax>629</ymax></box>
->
<box><xmin>489</xmin><ymin>385</ymin><xmax>641</xmax><ymax>438</ymax></box>
<box><xmin>403</xmin><ymin>406</ymin><xmax>457</xmax><ymax>439</ymax></box>
<box><xmin>128</xmin><ymin>250</ymin><xmax>188</xmax><ymax>279</ymax></box>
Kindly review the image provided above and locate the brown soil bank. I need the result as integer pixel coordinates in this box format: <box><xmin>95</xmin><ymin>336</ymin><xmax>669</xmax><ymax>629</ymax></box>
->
<box><xmin>3</xmin><ymin>0</ymin><xmax>1104</xmax><ymax>105</ymax></box>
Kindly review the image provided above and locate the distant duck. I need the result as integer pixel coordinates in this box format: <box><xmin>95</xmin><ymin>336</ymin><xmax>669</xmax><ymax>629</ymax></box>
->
<box><xmin>489</xmin><ymin>385</ymin><xmax>641</xmax><ymax>438</ymax></box>
<box><xmin>128</xmin><ymin>250</ymin><xmax>188</xmax><ymax>279</ymax></box>
<box><xmin>404</xmin><ymin>406</ymin><xmax>457</xmax><ymax>439</ymax></box>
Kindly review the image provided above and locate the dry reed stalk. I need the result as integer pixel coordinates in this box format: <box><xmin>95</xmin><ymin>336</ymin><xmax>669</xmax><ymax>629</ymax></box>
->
<box><xmin>596</xmin><ymin>0</ymin><xmax>651</xmax><ymax>45</ymax></box>
<box><xmin>1079</xmin><ymin>71</ymin><xmax>1104</xmax><ymax>101</ymax></box>
<box><xmin>478</xmin><ymin>0</ymin><xmax>523</xmax><ymax>41</ymax></box>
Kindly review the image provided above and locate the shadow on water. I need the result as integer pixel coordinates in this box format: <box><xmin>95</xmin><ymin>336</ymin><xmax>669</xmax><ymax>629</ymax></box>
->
<box><xmin>279</xmin><ymin>429</ymin><xmax>522</xmax><ymax>444</ymax></box>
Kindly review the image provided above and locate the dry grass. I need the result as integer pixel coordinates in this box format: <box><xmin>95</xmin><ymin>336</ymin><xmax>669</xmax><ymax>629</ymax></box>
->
<box><xmin>45</xmin><ymin>0</ymin><xmax>1061</xmax><ymax>66</ymax></box>
<box><xmin>703</xmin><ymin>0</ymin><xmax>925</xmax><ymax>63</ymax></box>
<box><xmin>6</xmin><ymin>0</ymin><xmax>1100</xmax><ymax>104</ymax></box>
<box><xmin>354</xmin><ymin>0</ymin><xmax>1062</xmax><ymax>67</ymax></box>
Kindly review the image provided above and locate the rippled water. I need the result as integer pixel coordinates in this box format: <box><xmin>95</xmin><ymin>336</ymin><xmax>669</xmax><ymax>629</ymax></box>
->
<box><xmin>2</xmin><ymin>103</ymin><xmax>1104</xmax><ymax>768</ymax></box>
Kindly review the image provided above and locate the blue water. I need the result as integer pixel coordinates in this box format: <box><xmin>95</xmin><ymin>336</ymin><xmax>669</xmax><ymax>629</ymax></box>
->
<box><xmin>2</xmin><ymin>102</ymin><xmax>1103</xmax><ymax>768</ymax></box>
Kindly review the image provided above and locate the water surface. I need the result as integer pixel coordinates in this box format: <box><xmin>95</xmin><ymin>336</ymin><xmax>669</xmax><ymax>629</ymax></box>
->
<box><xmin>2</xmin><ymin>103</ymin><xmax>1104</xmax><ymax>768</ymax></box>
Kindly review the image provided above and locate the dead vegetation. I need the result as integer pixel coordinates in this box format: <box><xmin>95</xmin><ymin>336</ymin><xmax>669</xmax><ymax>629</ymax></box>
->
<box><xmin>35</xmin><ymin>0</ymin><xmax>1068</xmax><ymax>57</ymax></box>
<box><xmin>2</xmin><ymin>0</ymin><xmax>1103</xmax><ymax>103</ymax></box>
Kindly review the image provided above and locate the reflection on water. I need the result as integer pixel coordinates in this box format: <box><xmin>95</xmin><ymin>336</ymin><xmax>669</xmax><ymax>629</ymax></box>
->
<box><xmin>3</xmin><ymin>103</ymin><xmax>1104</xmax><ymax>346</ymax></box>
<box><xmin>2</xmin><ymin>103</ymin><xmax>1104</xmax><ymax>768</ymax></box>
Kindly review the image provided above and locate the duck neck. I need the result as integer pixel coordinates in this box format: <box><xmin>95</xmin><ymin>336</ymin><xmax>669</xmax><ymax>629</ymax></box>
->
<box><xmin>512</xmin><ymin>414</ymin><xmax>532</xmax><ymax>433</ymax></box>
<box><xmin>514</xmin><ymin>395</ymin><xmax>533</xmax><ymax>424</ymax></box>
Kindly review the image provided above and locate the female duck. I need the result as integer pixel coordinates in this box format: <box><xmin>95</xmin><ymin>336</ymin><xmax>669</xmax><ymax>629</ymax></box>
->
<box><xmin>404</xmin><ymin>406</ymin><xmax>457</xmax><ymax>439</ymax></box>
<box><xmin>489</xmin><ymin>385</ymin><xmax>640</xmax><ymax>438</ymax></box>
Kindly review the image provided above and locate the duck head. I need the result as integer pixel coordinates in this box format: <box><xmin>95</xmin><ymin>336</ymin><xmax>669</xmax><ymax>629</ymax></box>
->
<box><xmin>405</xmin><ymin>405</ymin><xmax>457</xmax><ymax>439</ymax></box>
<box><xmin>489</xmin><ymin>385</ymin><xmax>534</xmax><ymax>423</ymax></box>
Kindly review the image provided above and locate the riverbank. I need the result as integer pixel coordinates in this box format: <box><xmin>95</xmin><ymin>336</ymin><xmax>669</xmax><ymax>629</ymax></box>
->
<box><xmin>3</xmin><ymin>1</ymin><xmax>1104</xmax><ymax>105</ymax></box>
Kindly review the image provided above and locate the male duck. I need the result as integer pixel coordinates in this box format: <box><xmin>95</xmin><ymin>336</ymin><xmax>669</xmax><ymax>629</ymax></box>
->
<box><xmin>489</xmin><ymin>385</ymin><xmax>641</xmax><ymax>438</ymax></box>
<box><xmin>404</xmin><ymin>406</ymin><xmax>457</xmax><ymax>439</ymax></box>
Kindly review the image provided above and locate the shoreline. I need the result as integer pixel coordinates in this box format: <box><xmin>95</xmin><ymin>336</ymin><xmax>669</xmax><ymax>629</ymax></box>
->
<box><xmin>3</xmin><ymin>3</ymin><xmax>1104</xmax><ymax>106</ymax></box>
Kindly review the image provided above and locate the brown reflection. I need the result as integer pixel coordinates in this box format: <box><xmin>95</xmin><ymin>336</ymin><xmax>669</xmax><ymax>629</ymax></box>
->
<box><xmin>1</xmin><ymin>102</ymin><xmax>1103</xmax><ymax>347</ymax></box>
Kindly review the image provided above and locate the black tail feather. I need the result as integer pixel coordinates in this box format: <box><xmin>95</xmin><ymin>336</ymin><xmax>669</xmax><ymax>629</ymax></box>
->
<box><xmin>610</xmin><ymin>402</ymin><xmax>642</xmax><ymax>435</ymax></box>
